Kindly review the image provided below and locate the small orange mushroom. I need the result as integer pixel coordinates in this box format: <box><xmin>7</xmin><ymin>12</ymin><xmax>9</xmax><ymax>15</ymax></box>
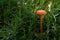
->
<box><xmin>36</xmin><ymin>10</ymin><xmax>46</xmax><ymax>32</ymax></box>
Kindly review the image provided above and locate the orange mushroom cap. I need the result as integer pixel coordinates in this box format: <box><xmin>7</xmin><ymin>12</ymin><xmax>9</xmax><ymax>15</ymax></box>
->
<box><xmin>36</xmin><ymin>10</ymin><xmax>46</xmax><ymax>15</ymax></box>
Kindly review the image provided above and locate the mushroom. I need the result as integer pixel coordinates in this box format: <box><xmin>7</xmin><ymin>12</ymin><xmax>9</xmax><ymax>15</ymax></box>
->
<box><xmin>36</xmin><ymin>10</ymin><xmax>46</xmax><ymax>32</ymax></box>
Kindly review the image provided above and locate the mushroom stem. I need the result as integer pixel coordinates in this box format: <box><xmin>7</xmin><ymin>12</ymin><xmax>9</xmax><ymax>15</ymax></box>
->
<box><xmin>40</xmin><ymin>15</ymin><xmax>42</xmax><ymax>32</ymax></box>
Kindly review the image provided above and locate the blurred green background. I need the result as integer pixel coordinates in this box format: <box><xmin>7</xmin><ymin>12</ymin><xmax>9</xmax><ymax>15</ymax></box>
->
<box><xmin>0</xmin><ymin>0</ymin><xmax>60</xmax><ymax>40</ymax></box>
